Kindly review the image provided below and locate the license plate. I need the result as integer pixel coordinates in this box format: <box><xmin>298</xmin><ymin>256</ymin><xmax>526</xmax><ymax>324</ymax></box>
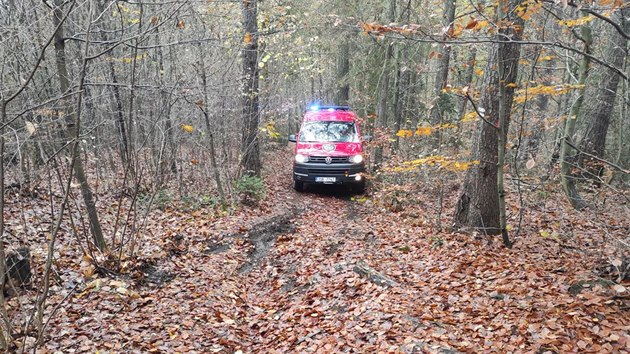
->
<box><xmin>315</xmin><ymin>177</ymin><xmax>336</xmax><ymax>183</ymax></box>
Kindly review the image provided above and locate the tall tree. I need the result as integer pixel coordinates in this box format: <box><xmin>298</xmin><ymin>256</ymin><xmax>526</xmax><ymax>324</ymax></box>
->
<box><xmin>372</xmin><ymin>0</ymin><xmax>396</xmax><ymax>171</ymax></box>
<box><xmin>577</xmin><ymin>9</ymin><xmax>629</xmax><ymax>182</ymax></box>
<box><xmin>454</xmin><ymin>0</ymin><xmax>524</xmax><ymax>245</ymax></box>
<box><xmin>429</xmin><ymin>0</ymin><xmax>456</xmax><ymax>147</ymax></box>
<box><xmin>241</xmin><ymin>0</ymin><xmax>261</xmax><ymax>177</ymax></box>
<box><xmin>335</xmin><ymin>38</ymin><xmax>350</xmax><ymax>105</ymax></box>
<box><xmin>52</xmin><ymin>0</ymin><xmax>107</xmax><ymax>251</ymax></box>
<box><xmin>560</xmin><ymin>25</ymin><xmax>592</xmax><ymax>210</ymax></box>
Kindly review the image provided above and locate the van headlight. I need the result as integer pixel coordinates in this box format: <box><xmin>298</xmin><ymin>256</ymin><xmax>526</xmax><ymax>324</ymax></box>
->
<box><xmin>349</xmin><ymin>155</ymin><xmax>363</xmax><ymax>164</ymax></box>
<box><xmin>295</xmin><ymin>154</ymin><xmax>308</xmax><ymax>163</ymax></box>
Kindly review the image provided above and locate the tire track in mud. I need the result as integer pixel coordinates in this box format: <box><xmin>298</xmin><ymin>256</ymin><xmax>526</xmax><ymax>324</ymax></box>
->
<box><xmin>237</xmin><ymin>210</ymin><xmax>300</xmax><ymax>274</ymax></box>
<box><xmin>236</xmin><ymin>184</ymin><xmax>358</xmax><ymax>275</ymax></box>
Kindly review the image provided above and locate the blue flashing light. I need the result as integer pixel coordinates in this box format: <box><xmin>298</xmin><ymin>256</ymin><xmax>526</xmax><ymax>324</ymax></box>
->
<box><xmin>327</xmin><ymin>108</ymin><xmax>335</xmax><ymax>112</ymax></box>
<box><xmin>309</xmin><ymin>104</ymin><xmax>320</xmax><ymax>111</ymax></box>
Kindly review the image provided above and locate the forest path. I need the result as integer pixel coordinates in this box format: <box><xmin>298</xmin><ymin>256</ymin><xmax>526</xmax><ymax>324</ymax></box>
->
<box><xmin>38</xmin><ymin>150</ymin><xmax>630</xmax><ymax>353</ymax></box>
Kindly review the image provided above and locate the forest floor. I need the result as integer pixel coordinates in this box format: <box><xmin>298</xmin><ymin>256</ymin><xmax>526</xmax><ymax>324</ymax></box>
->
<box><xmin>5</xmin><ymin>148</ymin><xmax>630</xmax><ymax>353</ymax></box>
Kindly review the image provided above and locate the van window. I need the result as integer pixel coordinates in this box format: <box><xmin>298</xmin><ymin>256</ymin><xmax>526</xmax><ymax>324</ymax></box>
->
<box><xmin>300</xmin><ymin>121</ymin><xmax>358</xmax><ymax>143</ymax></box>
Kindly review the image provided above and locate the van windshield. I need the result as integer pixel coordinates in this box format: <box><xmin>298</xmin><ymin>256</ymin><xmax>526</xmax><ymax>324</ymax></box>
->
<box><xmin>299</xmin><ymin>121</ymin><xmax>358</xmax><ymax>143</ymax></box>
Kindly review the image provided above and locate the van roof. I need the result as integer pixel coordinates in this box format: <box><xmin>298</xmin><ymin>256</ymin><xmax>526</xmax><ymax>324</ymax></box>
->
<box><xmin>303</xmin><ymin>109</ymin><xmax>358</xmax><ymax>122</ymax></box>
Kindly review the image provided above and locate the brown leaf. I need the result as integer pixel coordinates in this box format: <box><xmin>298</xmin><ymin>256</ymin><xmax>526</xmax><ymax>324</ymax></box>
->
<box><xmin>466</xmin><ymin>19</ymin><xmax>478</xmax><ymax>29</ymax></box>
<box><xmin>244</xmin><ymin>32</ymin><xmax>253</xmax><ymax>45</ymax></box>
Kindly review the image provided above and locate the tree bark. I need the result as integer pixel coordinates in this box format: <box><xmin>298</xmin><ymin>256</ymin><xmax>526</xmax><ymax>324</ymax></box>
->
<box><xmin>53</xmin><ymin>0</ymin><xmax>107</xmax><ymax>251</ymax></box>
<box><xmin>523</xmin><ymin>64</ymin><xmax>553</xmax><ymax>161</ymax></box>
<box><xmin>577</xmin><ymin>9</ymin><xmax>629</xmax><ymax>183</ymax></box>
<box><xmin>373</xmin><ymin>0</ymin><xmax>396</xmax><ymax>170</ymax></box>
<box><xmin>560</xmin><ymin>25</ymin><xmax>592</xmax><ymax>210</ymax></box>
<box><xmin>454</xmin><ymin>0</ymin><xmax>524</xmax><ymax>239</ymax></box>
<box><xmin>335</xmin><ymin>38</ymin><xmax>350</xmax><ymax>105</ymax></box>
<box><xmin>373</xmin><ymin>43</ymin><xmax>393</xmax><ymax>171</ymax></box>
<box><xmin>496</xmin><ymin>0</ymin><xmax>524</xmax><ymax>248</ymax></box>
<box><xmin>0</xmin><ymin>100</ymin><xmax>11</xmax><ymax>350</ymax></box>
<box><xmin>197</xmin><ymin>45</ymin><xmax>227</xmax><ymax>206</ymax></box>
<box><xmin>456</xmin><ymin>47</ymin><xmax>477</xmax><ymax>120</ymax></box>
<box><xmin>428</xmin><ymin>0</ymin><xmax>456</xmax><ymax>147</ymax></box>
<box><xmin>241</xmin><ymin>0</ymin><xmax>261</xmax><ymax>177</ymax></box>
<box><xmin>93</xmin><ymin>0</ymin><xmax>129</xmax><ymax>163</ymax></box>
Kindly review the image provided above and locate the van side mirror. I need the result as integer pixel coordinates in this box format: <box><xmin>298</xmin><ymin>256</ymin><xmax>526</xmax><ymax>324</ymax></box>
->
<box><xmin>362</xmin><ymin>135</ymin><xmax>372</xmax><ymax>142</ymax></box>
<box><xmin>288</xmin><ymin>134</ymin><xmax>297</xmax><ymax>142</ymax></box>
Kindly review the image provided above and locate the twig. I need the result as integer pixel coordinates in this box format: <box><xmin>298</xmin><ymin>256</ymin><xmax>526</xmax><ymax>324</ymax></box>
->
<box><xmin>564</xmin><ymin>139</ymin><xmax>629</xmax><ymax>174</ymax></box>
<box><xmin>464</xmin><ymin>92</ymin><xmax>498</xmax><ymax>130</ymax></box>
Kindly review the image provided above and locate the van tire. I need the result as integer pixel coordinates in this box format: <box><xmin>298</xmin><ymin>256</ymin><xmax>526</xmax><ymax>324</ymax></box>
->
<box><xmin>293</xmin><ymin>180</ymin><xmax>305</xmax><ymax>192</ymax></box>
<box><xmin>352</xmin><ymin>181</ymin><xmax>366</xmax><ymax>194</ymax></box>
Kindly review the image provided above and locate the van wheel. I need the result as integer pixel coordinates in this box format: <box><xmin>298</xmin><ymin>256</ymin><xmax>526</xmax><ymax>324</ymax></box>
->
<box><xmin>352</xmin><ymin>181</ymin><xmax>366</xmax><ymax>194</ymax></box>
<box><xmin>293</xmin><ymin>180</ymin><xmax>305</xmax><ymax>192</ymax></box>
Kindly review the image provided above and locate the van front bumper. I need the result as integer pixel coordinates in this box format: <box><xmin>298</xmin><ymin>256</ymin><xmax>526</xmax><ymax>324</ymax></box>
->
<box><xmin>293</xmin><ymin>162</ymin><xmax>366</xmax><ymax>184</ymax></box>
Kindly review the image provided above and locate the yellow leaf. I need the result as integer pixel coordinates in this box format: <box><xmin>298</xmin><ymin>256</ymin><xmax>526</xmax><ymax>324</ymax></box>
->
<box><xmin>474</xmin><ymin>20</ymin><xmax>489</xmax><ymax>31</ymax></box>
<box><xmin>461</xmin><ymin>111</ymin><xmax>479</xmax><ymax>122</ymax></box>
<box><xmin>448</xmin><ymin>23</ymin><xmax>463</xmax><ymax>38</ymax></box>
<box><xmin>181</xmin><ymin>124</ymin><xmax>194</xmax><ymax>133</ymax></box>
<box><xmin>475</xmin><ymin>68</ymin><xmax>484</xmax><ymax>76</ymax></box>
<box><xmin>414</xmin><ymin>127</ymin><xmax>432</xmax><ymax>136</ymax></box>
<box><xmin>396</xmin><ymin>129</ymin><xmax>413</xmax><ymax>138</ymax></box>
<box><xmin>506</xmin><ymin>83</ymin><xmax>518</xmax><ymax>88</ymax></box>
<box><xmin>558</xmin><ymin>15</ymin><xmax>594</xmax><ymax>27</ymax></box>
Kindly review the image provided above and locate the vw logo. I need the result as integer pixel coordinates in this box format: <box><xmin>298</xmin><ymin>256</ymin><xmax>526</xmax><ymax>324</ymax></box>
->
<box><xmin>322</xmin><ymin>144</ymin><xmax>336</xmax><ymax>152</ymax></box>
<box><xmin>325</xmin><ymin>156</ymin><xmax>333</xmax><ymax>164</ymax></box>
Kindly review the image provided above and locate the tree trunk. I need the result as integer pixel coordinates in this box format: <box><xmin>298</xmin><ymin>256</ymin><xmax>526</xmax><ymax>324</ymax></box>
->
<box><xmin>53</xmin><ymin>0</ymin><xmax>107</xmax><ymax>251</ymax></box>
<box><xmin>373</xmin><ymin>0</ymin><xmax>396</xmax><ymax>170</ymax></box>
<box><xmin>197</xmin><ymin>45</ymin><xmax>227</xmax><ymax>206</ymax></box>
<box><xmin>524</xmin><ymin>64</ymin><xmax>553</xmax><ymax>161</ymax></box>
<box><xmin>335</xmin><ymin>38</ymin><xmax>350</xmax><ymax>105</ymax></box>
<box><xmin>560</xmin><ymin>25</ymin><xmax>592</xmax><ymax>210</ymax></box>
<box><xmin>392</xmin><ymin>61</ymin><xmax>408</xmax><ymax>151</ymax></box>
<box><xmin>454</xmin><ymin>49</ymin><xmax>501</xmax><ymax>234</ymax></box>
<box><xmin>496</xmin><ymin>0</ymin><xmax>524</xmax><ymax>248</ymax></box>
<box><xmin>577</xmin><ymin>9</ymin><xmax>628</xmax><ymax>183</ymax></box>
<box><xmin>93</xmin><ymin>0</ymin><xmax>129</xmax><ymax>163</ymax></box>
<box><xmin>428</xmin><ymin>0</ymin><xmax>456</xmax><ymax>147</ymax></box>
<box><xmin>456</xmin><ymin>47</ymin><xmax>477</xmax><ymax>120</ymax></box>
<box><xmin>0</xmin><ymin>100</ymin><xmax>11</xmax><ymax>350</ymax></box>
<box><xmin>241</xmin><ymin>0</ymin><xmax>261</xmax><ymax>177</ymax></box>
<box><xmin>454</xmin><ymin>0</ymin><xmax>524</xmax><ymax>240</ymax></box>
<box><xmin>373</xmin><ymin>43</ymin><xmax>393</xmax><ymax>171</ymax></box>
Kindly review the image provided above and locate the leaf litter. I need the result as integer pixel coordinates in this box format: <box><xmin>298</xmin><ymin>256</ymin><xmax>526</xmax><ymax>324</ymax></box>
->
<box><xmin>4</xmin><ymin>148</ymin><xmax>629</xmax><ymax>353</ymax></box>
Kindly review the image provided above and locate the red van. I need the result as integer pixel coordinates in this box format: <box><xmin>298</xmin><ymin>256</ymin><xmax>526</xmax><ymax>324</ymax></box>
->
<box><xmin>288</xmin><ymin>105</ymin><xmax>367</xmax><ymax>193</ymax></box>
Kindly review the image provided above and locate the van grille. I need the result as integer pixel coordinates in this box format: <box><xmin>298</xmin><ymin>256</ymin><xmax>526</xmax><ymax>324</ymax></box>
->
<box><xmin>307</xmin><ymin>156</ymin><xmax>349</xmax><ymax>164</ymax></box>
<box><xmin>307</xmin><ymin>168</ymin><xmax>349</xmax><ymax>176</ymax></box>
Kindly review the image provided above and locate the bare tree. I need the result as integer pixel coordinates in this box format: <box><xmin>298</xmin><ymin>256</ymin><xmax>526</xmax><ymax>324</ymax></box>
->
<box><xmin>241</xmin><ymin>0</ymin><xmax>261</xmax><ymax>177</ymax></box>
<box><xmin>52</xmin><ymin>0</ymin><xmax>107</xmax><ymax>250</ymax></box>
